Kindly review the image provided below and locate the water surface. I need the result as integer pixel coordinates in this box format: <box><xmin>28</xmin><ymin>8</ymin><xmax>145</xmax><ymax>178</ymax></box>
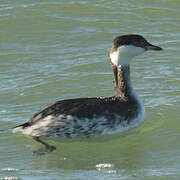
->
<box><xmin>0</xmin><ymin>0</ymin><xmax>180</xmax><ymax>179</ymax></box>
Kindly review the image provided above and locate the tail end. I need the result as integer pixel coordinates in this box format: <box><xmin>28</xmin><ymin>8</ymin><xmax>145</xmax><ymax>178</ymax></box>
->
<box><xmin>13</xmin><ymin>122</ymin><xmax>29</xmax><ymax>133</ymax></box>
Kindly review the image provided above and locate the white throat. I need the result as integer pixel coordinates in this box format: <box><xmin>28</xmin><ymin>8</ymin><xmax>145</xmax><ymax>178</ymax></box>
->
<box><xmin>110</xmin><ymin>45</ymin><xmax>145</xmax><ymax>66</ymax></box>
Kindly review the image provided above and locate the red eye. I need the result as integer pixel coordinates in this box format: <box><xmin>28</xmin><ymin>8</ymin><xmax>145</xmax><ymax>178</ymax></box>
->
<box><xmin>133</xmin><ymin>41</ymin><xmax>140</xmax><ymax>46</ymax></box>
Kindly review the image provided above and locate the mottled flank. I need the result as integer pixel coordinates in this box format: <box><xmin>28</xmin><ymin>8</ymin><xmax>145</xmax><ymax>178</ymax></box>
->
<box><xmin>15</xmin><ymin>112</ymin><xmax>144</xmax><ymax>138</ymax></box>
<box><xmin>14</xmin><ymin>95</ymin><xmax>145</xmax><ymax>137</ymax></box>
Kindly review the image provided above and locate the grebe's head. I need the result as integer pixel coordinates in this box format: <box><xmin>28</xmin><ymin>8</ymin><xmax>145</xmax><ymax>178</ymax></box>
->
<box><xmin>110</xmin><ymin>34</ymin><xmax>162</xmax><ymax>66</ymax></box>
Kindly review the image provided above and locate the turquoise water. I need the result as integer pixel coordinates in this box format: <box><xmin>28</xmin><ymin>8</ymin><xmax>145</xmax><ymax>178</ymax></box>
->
<box><xmin>0</xmin><ymin>0</ymin><xmax>180</xmax><ymax>179</ymax></box>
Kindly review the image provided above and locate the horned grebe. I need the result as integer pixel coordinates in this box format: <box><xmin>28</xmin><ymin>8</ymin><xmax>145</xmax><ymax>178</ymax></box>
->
<box><xmin>13</xmin><ymin>34</ymin><xmax>162</xmax><ymax>154</ymax></box>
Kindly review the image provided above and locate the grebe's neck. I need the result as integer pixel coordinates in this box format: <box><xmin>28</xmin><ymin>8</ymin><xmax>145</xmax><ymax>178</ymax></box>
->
<box><xmin>109</xmin><ymin>46</ymin><xmax>143</xmax><ymax>101</ymax></box>
<box><xmin>112</xmin><ymin>64</ymin><xmax>133</xmax><ymax>101</ymax></box>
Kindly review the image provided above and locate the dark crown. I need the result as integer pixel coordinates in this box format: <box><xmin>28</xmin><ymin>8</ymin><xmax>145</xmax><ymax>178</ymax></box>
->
<box><xmin>112</xmin><ymin>34</ymin><xmax>149</xmax><ymax>51</ymax></box>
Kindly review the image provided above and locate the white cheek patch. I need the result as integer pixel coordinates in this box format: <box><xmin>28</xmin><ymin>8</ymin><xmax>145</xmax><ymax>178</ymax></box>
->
<box><xmin>110</xmin><ymin>45</ymin><xmax>145</xmax><ymax>66</ymax></box>
<box><xmin>110</xmin><ymin>51</ymin><xmax>119</xmax><ymax>66</ymax></box>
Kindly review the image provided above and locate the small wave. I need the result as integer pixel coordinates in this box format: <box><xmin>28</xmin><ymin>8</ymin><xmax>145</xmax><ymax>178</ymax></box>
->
<box><xmin>96</xmin><ymin>163</ymin><xmax>114</xmax><ymax>169</ymax></box>
<box><xmin>1</xmin><ymin>177</ymin><xmax>19</xmax><ymax>180</ymax></box>
<box><xmin>2</xmin><ymin>168</ymin><xmax>18</xmax><ymax>172</ymax></box>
